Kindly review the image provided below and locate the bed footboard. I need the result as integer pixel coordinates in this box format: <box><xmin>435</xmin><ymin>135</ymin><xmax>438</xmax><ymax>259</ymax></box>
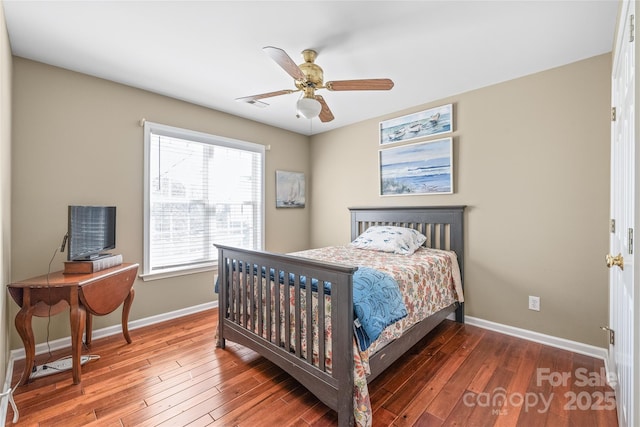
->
<box><xmin>216</xmin><ymin>205</ymin><xmax>465</xmax><ymax>426</ymax></box>
<box><xmin>216</xmin><ymin>244</ymin><xmax>358</xmax><ymax>426</ymax></box>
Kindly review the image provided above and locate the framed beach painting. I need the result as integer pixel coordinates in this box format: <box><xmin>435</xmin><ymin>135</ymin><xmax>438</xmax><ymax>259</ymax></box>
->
<box><xmin>276</xmin><ymin>170</ymin><xmax>305</xmax><ymax>208</ymax></box>
<box><xmin>379</xmin><ymin>137</ymin><xmax>453</xmax><ymax>196</ymax></box>
<box><xmin>379</xmin><ymin>104</ymin><xmax>452</xmax><ymax>145</ymax></box>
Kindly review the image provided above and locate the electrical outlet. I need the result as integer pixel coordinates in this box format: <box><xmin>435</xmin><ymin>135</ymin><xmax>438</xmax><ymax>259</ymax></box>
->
<box><xmin>528</xmin><ymin>296</ymin><xmax>540</xmax><ymax>311</ymax></box>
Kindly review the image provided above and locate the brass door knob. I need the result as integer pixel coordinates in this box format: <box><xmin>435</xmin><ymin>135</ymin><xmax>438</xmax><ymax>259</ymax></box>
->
<box><xmin>606</xmin><ymin>253</ymin><xmax>624</xmax><ymax>270</ymax></box>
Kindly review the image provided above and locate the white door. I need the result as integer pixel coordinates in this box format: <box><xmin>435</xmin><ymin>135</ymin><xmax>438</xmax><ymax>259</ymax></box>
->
<box><xmin>609</xmin><ymin>2</ymin><xmax>637</xmax><ymax>427</ymax></box>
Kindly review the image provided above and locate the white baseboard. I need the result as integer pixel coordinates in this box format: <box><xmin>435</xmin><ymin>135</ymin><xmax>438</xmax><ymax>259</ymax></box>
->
<box><xmin>465</xmin><ymin>315</ymin><xmax>610</xmax><ymax>364</ymax></box>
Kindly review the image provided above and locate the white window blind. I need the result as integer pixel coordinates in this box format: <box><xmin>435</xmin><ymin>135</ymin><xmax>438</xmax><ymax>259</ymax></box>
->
<box><xmin>143</xmin><ymin>122</ymin><xmax>264</xmax><ymax>279</ymax></box>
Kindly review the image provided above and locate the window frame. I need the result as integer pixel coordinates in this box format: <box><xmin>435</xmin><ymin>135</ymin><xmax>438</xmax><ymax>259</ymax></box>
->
<box><xmin>141</xmin><ymin>121</ymin><xmax>265</xmax><ymax>281</ymax></box>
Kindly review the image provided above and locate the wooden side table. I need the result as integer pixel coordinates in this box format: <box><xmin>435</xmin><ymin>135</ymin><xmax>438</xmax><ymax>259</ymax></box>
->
<box><xmin>7</xmin><ymin>263</ymin><xmax>138</xmax><ymax>385</ymax></box>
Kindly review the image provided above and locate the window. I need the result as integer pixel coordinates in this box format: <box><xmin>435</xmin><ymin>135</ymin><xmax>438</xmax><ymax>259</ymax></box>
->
<box><xmin>142</xmin><ymin>122</ymin><xmax>264</xmax><ymax>280</ymax></box>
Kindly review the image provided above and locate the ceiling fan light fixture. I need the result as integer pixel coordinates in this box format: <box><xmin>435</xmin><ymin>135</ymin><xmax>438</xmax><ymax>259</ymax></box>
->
<box><xmin>296</xmin><ymin>97</ymin><xmax>322</xmax><ymax>119</ymax></box>
<box><xmin>242</xmin><ymin>46</ymin><xmax>394</xmax><ymax>123</ymax></box>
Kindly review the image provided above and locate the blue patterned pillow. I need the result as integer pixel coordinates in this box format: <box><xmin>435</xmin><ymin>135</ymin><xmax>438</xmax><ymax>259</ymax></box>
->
<box><xmin>350</xmin><ymin>226</ymin><xmax>426</xmax><ymax>255</ymax></box>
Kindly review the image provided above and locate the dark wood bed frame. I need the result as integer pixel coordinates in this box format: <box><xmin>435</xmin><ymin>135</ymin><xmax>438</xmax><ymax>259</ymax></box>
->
<box><xmin>216</xmin><ymin>206</ymin><xmax>465</xmax><ymax>426</ymax></box>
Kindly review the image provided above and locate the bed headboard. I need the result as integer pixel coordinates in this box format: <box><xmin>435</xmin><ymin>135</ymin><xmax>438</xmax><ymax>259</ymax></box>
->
<box><xmin>349</xmin><ymin>205</ymin><xmax>466</xmax><ymax>282</ymax></box>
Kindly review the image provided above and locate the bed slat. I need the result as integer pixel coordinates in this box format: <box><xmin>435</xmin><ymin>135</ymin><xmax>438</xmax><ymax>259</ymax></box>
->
<box><xmin>294</xmin><ymin>276</ymin><xmax>302</xmax><ymax>358</ymax></box>
<box><xmin>318</xmin><ymin>282</ymin><xmax>326</xmax><ymax>371</ymax></box>
<box><xmin>305</xmin><ymin>272</ymin><xmax>313</xmax><ymax>362</ymax></box>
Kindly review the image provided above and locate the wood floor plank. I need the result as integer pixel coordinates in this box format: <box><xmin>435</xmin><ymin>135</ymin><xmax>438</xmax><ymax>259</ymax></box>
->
<box><xmin>466</xmin><ymin>333</ymin><xmax>512</xmax><ymax>394</ymax></box>
<box><xmin>387</xmin><ymin>328</ymin><xmax>485</xmax><ymax>425</ymax></box>
<box><xmin>544</xmin><ymin>346</ymin><xmax>573</xmax><ymax>421</ymax></box>
<box><xmin>4</xmin><ymin>309</ymin><xmax>618</xmax><ymax>427</ymax></box>
<box><xmin>425</xmin><ymin>332</ymin><xmax>501</xmax><ymax>421</ymax></box>
<box><xmin>208</xmin><ymin>378</ymin><xmax>302</xmax><ymax>426</ymax></box>
<box><xmin>238</xmin><ymin>388</ymin><xmax>319</xmax><ymax>426</ymax></box>
<box><xmin>454</xmin><ymin>366</ymin><xmax>513</xmax><ymax>426</ymax></box>
<box><xmin>370</xmin><ymin>406</ymin><xmax>396</xmax><ymax>427</ymax></box>
<box><xmin>299</xmin><ymin>401</ymin><xmax>332</xmax><ymax>424</ymax></box>
<box><xmin>185</xmin><ymin>414</ymin><xmax>215</xmax><ymax>426</ymax></box>
<box><xmin>131</xmin><ymin>381</ymin><xmax>224</xmax><ymax>427</ymax></box>
<box><xmin>372</xmin><ymin>322</ymin><xmax>461</xmax><ymax>399</ymax></box>
<box><xmin>492</xmin><ymin>341</ymin><xmax>541</xmax><ymax>427</ymax></box>
<box><xmin>383</xmin><ymin>351</ymin><xmax>451</xmax><ymax>426</ymax></box>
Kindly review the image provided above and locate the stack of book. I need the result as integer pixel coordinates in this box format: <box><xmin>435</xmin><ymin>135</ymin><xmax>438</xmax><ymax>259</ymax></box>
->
<box><xmin>63</xmin><ymin>254</ymin><xmax>123</xmax><ymax>274</ymax></box>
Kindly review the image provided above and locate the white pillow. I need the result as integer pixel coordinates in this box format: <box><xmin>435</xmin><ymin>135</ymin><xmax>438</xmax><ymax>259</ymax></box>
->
<box><xmin>350</xmin><ymin>226</ymin><xmax>426</xmax><ymax>255</ymax></box>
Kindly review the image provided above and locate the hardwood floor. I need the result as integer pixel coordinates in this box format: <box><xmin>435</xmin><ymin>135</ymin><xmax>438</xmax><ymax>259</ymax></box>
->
<box><xmin>5</xmin><ymin>308</ymin><xmax>618</xmax><ymax>426</ymax></box>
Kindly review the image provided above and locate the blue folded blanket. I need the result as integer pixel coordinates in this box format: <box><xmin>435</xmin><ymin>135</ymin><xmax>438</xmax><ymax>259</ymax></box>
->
<box><xmin>215</xmin><ymin>262</ymin><xmax>407</xmax><ymax>351</ymax></box>
<box><xmin>352</xmin><ymin>267</ymin><xmax>408</xmax><ymax>351</ymax></box>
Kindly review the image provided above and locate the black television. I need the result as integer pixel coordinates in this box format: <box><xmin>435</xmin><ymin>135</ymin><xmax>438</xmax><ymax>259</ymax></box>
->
<box><xmin>67</xmin><ymin>205</ymin><xmax>117</xmax><ymax>261</ymax></box>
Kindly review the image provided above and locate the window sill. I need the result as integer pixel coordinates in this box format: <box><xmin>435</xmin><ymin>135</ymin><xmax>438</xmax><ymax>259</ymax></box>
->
<box><xmin>139</xmin><ymin>264</ymin><xmax>217</xmax><ymax>282</ymax></box>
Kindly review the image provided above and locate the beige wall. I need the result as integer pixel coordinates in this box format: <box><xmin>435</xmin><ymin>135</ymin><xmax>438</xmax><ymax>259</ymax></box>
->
<box><xmin>9</xmin><ymin>58</ymin><xmax>310</xmax><ymax>349</ymax></box>
<box><xmin>1</xmin><ymin>0</ymin><xmax>12</xmax><ymax>382</ymax></box>
<box><xmin>310</xmin><ymin>54</ymin><xmax>611</xmax><ymax>348</ymax></box>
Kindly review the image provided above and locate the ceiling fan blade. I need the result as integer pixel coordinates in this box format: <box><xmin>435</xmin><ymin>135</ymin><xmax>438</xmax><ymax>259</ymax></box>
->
<box><xmin>325</xmin><ymin>78</ymin><xmax>394</xmax><ymax>91</ymax></box>
<box><xmin>315</xmin><ymin>95</ymin><xmax>334</xmax><ymax>123</ymax></box>
<box><xmin>235</xmin><ymin>89</ymin><xmax>296</xmax><ymax>103</ymax></box>
<box><xmin>263</xmin><ymin>46</ymin><xmax>307</xmax><ymax>81</ymax></box>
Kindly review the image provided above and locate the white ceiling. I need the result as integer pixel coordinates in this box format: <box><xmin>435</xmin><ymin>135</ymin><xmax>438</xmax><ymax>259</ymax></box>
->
<box><xmin>3</xmin><ymin>0</ymin><xmax>619</xmax><ymax>136</ymax></box>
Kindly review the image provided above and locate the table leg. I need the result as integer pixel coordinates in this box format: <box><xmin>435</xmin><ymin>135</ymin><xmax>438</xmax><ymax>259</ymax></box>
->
<box><xmin>122</xmin><ymin>289</ymin><xmax>134</xmax><ymax>344</ymax></box>
<box><xmin>14</xmin><ymin>292</ymin><xmax>36</xmax><ymax>386</ymax></box>
<box><xmin>69</xmin><ymin>293</ymin><xmax>86</xmax><ymax>385</ymax></box>
<box><xmin>85</xmin><ymin>313</ymin><xmax>93</xmax><ymax>346</ymax></box>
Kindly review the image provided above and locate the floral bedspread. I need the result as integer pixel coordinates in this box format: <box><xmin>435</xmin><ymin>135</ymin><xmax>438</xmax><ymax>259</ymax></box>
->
<box><xmin>222</xmin><ymin>246</ymin><xmax>462</xmax><ymax>427</ymax></box>
<box><xmin>290</xmin><ymin>246</ymin><xmax>464</xmax><ymax>426</ymax></box>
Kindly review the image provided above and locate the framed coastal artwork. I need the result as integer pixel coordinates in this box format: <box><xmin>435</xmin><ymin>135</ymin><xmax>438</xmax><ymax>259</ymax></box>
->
<box><xmin>379</xmin><ymin>103</ymin><xmax>452</xmax><ymax>145</ymax></box>
<box><xmin>379</xmin><ymin>137</ymin><xmax>453</xmax><ymax>196</ymax></box>
<box><xmin>276</xmin><ymin>170</ymin><xmax>306</xmax><ymax>208</ymax></box>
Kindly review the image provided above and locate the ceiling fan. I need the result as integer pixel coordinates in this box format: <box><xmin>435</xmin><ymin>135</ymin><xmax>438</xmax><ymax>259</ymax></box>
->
<box><xmin>236</xmin><ymin>46</ymin><xmax>394</xmax><ymax>122</ymax></box>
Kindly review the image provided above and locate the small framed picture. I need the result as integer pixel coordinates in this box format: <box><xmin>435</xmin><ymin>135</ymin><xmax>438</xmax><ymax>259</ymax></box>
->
<box><xmin>276</xmin><ymin>170</ymin><xmax>305</xmax><ymax>208</ymax></box>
